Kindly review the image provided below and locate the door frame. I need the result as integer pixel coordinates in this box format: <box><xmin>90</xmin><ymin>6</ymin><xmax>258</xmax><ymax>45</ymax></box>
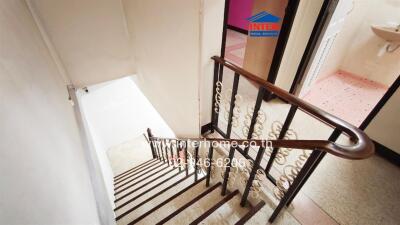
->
<box><xmin>219</xmin><ymin>0</ymin><xmax>301</xmax><ymax>85</ymax></box>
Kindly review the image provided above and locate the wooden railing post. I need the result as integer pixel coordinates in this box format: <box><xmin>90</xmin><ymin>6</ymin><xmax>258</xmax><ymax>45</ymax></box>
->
<box><xmin>147</xmin><ymin>128</ymin><xmax>157</xmax><ymax>159</ymax></box>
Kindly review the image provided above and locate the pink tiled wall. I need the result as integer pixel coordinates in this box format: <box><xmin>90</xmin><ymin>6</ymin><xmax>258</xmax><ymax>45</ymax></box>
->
<box><xmin>227</xmin><ymin>0</ymin><xmax>254</xmax><ymax>31</ymax></box>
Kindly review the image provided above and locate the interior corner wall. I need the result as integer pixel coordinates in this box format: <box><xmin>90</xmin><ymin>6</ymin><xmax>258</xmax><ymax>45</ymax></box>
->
<box><xmin>0</xmin><ymin>1</ymin><xmax>102</xmax><ymax>224</ymax></box>
<box><xmin>365</xmin><ymin>87</ymin><xmax>400</xmax><ymax>154</ymax></box>
<box><xmin>29</xmin><ymin>0</ymin><xmax>136</xmax><ymax>87</ymax></box>
<box><xmin>122</xmin><ymin>0</ymin><xmax>202</xmax><ymax>137</ymax></box>
<box><xmin>200</xmin><ymin>0</ymin><xmax>225</xmax><ymax>126</ymax></box>
<box><xmin>275</xmin><ymin>0</ymin><xmax>323</xmax><ymax>91</ymax></box>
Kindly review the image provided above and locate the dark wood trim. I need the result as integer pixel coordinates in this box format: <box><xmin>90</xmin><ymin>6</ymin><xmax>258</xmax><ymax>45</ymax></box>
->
<box><xmin>116</xmin><ymin>172</ymin><xmax>194</xmax><ymax>220</ymax></box>
<box><xmin>235</xmin><ymin>201</ymin><xmax>266</xmax><ymax>225</ymax></box>
<box><xmin>201</xmin><ymin>122</ymin><xmax>213</xmax><ymax>135</ymax></box>
<box><xmin>289</xmin><ymin>0</ymin><xmax>339</xmax><ymax>94</ymax></box>
<box><xmin>115</xmin><ymin>164</ymin><xmax>168</xmax><ymax>190</ymax></box>
<box><xmin>114</xmin><ymin>159</ymin><xmax>156</xmax><ymax>180</ymax></box>
<box><xmin>374</xmin><ymin>141</ymin><xmax>400</xmax><ymax>166</ymax></box>
<box><xmin>114</xmin><ymin>160</ymin><xmax>161</xmax><ymax>183</ymax></box>
<box><xmin>265</xmin><ymin>0</ymin><xmax>301</xmax><ymax>85</ymax></box>
<box><xmin>227</xmin><ymin>24</ymin><xmax>248</xmax><ymax>35</ymax></box>
<box><xmin>155</xmin><ymin>182</ymin><xmax>222</xmax><ymax>225</ymax></box>
<box><xmin>189</xmin><ymin>190</ymin><xmax>239</xmax><ymax>225</ymax></box>
<box><xmin>114</xmin><ymin>167</ymin><xmax>173</xmax><ymax>196</ymax></box>
<box><xmin>127</xmin><ymin>177</ymin><xmax>206</xmax><ymax>225</ymax></box>
<box><xmin>220</xmin><ymin>0</ymin><xmax>231</xmax><ymax>58</ymax></box>
<box><xmin>359</xmin><ymin>75</ymin><xmax>400</xmax><ymax>130</ymax></box>
<box><xmin>114</xmin><ymin>170</ymin><xmax>188</xmax><ymax>214</ymax></box>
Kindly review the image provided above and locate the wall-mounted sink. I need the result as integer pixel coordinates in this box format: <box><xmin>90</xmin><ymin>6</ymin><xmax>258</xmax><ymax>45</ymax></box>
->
<box><xmin>371</xmin><ymin>25</ymin><xmax>400</xmax><ymax>42</ymax></box>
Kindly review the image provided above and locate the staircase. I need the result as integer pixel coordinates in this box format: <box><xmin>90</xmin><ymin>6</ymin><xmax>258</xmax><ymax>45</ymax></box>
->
<box><xmin>113</xmin><ymin>158</ymin><xmax>256</xmax><ymax>225</ymax></box>
<box><xmin>112</xmin><ymin>55</ymin><xmax>375</xmax><ymax>224</ymax></box>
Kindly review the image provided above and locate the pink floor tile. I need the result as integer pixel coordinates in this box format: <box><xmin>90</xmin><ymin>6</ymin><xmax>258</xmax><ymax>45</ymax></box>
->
<box><xmin>225</xmin><ymin>29</ymin><xmax>247</xmax><ymax>67</ymax></box>
<box><xmin>301</xmin><ymin>71</ymin><xmax>388</xmax><ymax>126</ymax></box>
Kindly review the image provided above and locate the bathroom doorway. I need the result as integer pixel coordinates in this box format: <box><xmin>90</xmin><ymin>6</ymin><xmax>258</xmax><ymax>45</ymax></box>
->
<box><xmin>222</xmin><ymin>0</ymin><xmax>299</xmax><ymax>84</ymax></box>
<box><xmin>292</xmin><ymin>0</ymin><xmax>400</xmax><ymax>126</ymax></box>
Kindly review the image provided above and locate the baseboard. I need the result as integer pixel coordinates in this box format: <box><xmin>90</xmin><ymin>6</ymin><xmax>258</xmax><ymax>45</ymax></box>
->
<box><xmin>201</xmin><ymin>123</ymin><xmax>213</xmax><ymax>135</ymax></box>
<box><xmin>227</xmin><ymin>25</ymin><xmax>248</xmax><ymax>35</ymax></box>
<box><xmin>374</xmin><ymin>141</ymin><xmax>400</xmax><ymax>166</ymax></box>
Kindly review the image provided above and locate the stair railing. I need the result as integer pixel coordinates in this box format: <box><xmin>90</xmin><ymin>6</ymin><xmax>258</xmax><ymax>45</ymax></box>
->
<box><xmin>204</xmin><ymin>56</ymin><xmax>374</xmax><ymax>222</ymax></box>
<box><xmin>144</xmin><ymin>57</ymin><xmax>374</xmax><ymax>223</ymax></box>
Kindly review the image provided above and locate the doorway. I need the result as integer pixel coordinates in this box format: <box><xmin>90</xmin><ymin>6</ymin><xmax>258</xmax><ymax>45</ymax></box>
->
<box><xmin>294</xmin><ymin>0</ymin><xmax>400</xmax><ymax>127</ymax></box>
<box><xmin>222</xmin><ymin>0</ymin><xmax>299</xmax><ymax>84</ymax></box>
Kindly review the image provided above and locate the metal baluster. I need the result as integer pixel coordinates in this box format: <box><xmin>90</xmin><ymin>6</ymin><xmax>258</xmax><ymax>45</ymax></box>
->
<box><xmin>169</xmin><ymin>140</ymin><xmax>174</xmax><ymax>166</ymax></box>
<box><xmin>194</xmin><ymin>142</ymin><xmax>199</xmax><ymax>181</ymax></box>
<box><xmin>146</xmin><ymin>129</ymin><xmax>156</xmax><ymax>159</ymax></box>
<box><xmin>185</xmin><ymin>141</ymin><xmax>189</xmax><ymax>176</ymax></box>
<box><xmin>206</xmin><ymin>145</ymin><xmax>214</xmax><ymax>187</ymax></box>
<box><xmin>221</xmin><ymin>146</ymin><xmax>235</xmax><ymax>195</ymax></box>
<box><xmin>265</xmin><ymin>105</ymin><xmax>298</xmax><ymax>174</ymax></box>
<box><xmin>157</xmin><ymin>141</ymin><xmax>164</xmax><ymax>162</ymax></box>
<box><xmin>164</xmin><ymin>140</ymin><xmax>170</xmax><ymax>166</ymax></box>
<box><xmin>244</xmin><ymin>87</ymin><xmax>266</xmax><ymax>155</ymax></box>
<box><xmin>226</xmin><ymin>73</ymin><xmax>240</xmax><ymax>137</ymax></box>
<box><xmin>177</xmin><ymin>140</ymin><xmax>182</xmax><ymax>172</ymax></box>
<box><xmin>269</xmin><ymin>150</ymin><xmax>321</xmax><ymax>222</ymax></box>
<box><xmin>241</xmin><ymin>146</ymin><xmax>265</xmax><ymax>206</ymax></box>
<box><xmin>285</xmin><ymin>128</ymin><xmax>342</xmax><ymax>206</ymax></box>
<box><xmin>211</xmin><ymin>61</ymin><xmax>220</xmax><ymax>128</ymax></box>
<box><xmin>161</xmin><ymin>141</ymin><xmax>166</xmax><ymax>163</ymax></box>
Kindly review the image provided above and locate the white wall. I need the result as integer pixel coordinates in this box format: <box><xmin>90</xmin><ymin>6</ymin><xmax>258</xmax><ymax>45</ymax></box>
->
<box><xmin>29</xmin><ymin>0</ymin><xmax>135</xmax><ymax>87</ymax></box>
<box><xmin>366</xmin><ymin>87</ymin><xmax>400</xmax><ymax>153</ymax></box>
<box><xmin>315</xmin><ymin>0</ymin><xmax>400</xmax><ymax>86</ymax></box>
<box><xmin>122</xmin><ymin>0</ymin><xmax>202</xmax><ymax>137</ymax></box>
<box><xmin>79</xmin><ymin>76</ymin><xmax>175</xmax><ymax>149</ymax></box>
<box><xmin>340</xmin><ymin>0</ymin><xmax>400</xmax><ymax>86</ymax></box>
<box><xmin>0</xmin><ymin>1</ymin><xmax>102</xmax><ymax>224</ymax></box>
<box><xmin>199</xmin><ymin>0</ymin><xmax>225</xmax><ymax>125</ymax></box>
<box><xmin>77</xmin><ymin>76</ymin><xmax>175</xmax><ymax>203</ymax></box>
<box><xmin>275</xmin><ymin>0</ymin><xmax>323</xmax><ymax>91</ymax></box>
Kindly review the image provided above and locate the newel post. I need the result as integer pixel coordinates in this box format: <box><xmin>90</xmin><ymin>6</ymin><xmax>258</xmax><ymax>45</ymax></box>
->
<box><xmin>147</xmin><ymin>128</ymin><xmax>157</xmax><ymax>159</ymax></box>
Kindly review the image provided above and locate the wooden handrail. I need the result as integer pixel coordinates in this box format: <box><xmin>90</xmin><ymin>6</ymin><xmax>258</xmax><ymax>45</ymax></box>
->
<box><xmin>210</xmin><ymin>56</ymin><xmax>374</xmax><ymax>160</ymax></box>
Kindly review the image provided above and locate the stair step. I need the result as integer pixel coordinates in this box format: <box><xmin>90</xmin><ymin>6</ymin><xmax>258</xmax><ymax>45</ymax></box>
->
<box><xmin>157</xmin><ymin>182</ymin><xmax>222</xmax><ymax>224</ymax></box>
<box><xmin>114</xmin><ymin>161</ymin><xmax>164</xmax><ymax>184</ymax></box>
<box><xmin>115</xmin><ymin>164</ymin><xmax>168</xmax><ymax>190</ymax></box>
<box><xmin>115</xmin><ymin>166</ymin><xmax>176</xmax><ymax>197</ymax></box>
<box><xmin>189</xmin><ymin>190</ymin><xmax>240</xmax><ymax>225</ymax></box>
<box><xmin>115</xmin><ymin>172</ymin><xmax>194</xmax><ymax>219</ymax></box>
<box><xmin>119</xmin><ymin>177</ymin><xmax>206</xmax><ymax>225</ymax></box>
<box><xmin>234</xmin><ymin>201</ymin><xmax>266</xmax><ymax>225</ymax></box>
<box><xmin>114</xmin><ymin>159</ymin><xmax>156</xmax><ymax>180</ymax></box>
<box><xmin>115</xmin><ymin>168</ymin><xmax>185</xmax><ymax>207</ymax></box>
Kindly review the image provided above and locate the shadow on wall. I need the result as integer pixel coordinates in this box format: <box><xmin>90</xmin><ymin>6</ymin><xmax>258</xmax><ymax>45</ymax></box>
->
<box><xmin>76</xmin><ymin>75</ymin><xmax>175</xmax><ymax>207</ymax></box>
<box><xmin>79</xmin><ymin>76</ymin><xmax>175</xmax><ymax>150</ymax></box>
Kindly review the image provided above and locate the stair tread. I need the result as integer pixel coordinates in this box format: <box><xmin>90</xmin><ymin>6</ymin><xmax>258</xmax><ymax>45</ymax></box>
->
<box><xmin>114</xmin><ymin>159</ymin><xmax>156</xmax><ymax>179</ymax></box>
<box><xmin>117</xmin><ymin>175</ymin><xmax>206</xmax><ymax>225</ymax></box>
<box><xmin>115</xmin><ymin>164</ymin><xmax>171</xmax><ymax>197</ymax></box>
<box><xmin>160</xmin><ymin>182</ymin><xmax>223</xmax><ymax>225</ymax></box>
<box><xmin>115</xmin><ymin>169</ymin><xmax>188</xmax><ymax>213</ymax></box>
<box><xmin>234</xmin><ymin>200</ymin><xmax>265</xmax><ymax>225</ymax></box>
<box><xmin>114</xmin><ymin>160</ymin><xmax>160</xmax><ymax>181</ymax></box>
<box><xmin>115</xmin><ymin>164</ymin><xmax>170</xmax><ymax>193</ymax></box>
<box><xmin>114</xmin><ymin>161</ymin><xmax>165</xmax><ymax>185</ymax></box>
<box><xmin>196</xmin><ymin>191</ymin><xmax>249</xmax><ymax>225</ymax></box>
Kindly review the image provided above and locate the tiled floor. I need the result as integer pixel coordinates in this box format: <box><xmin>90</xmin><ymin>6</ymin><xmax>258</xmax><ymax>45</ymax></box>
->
<box><xmin>301</xmin><ymin>71</ymin><xmax>388</xmax><ymax>126</ymax></box>
<box><xmin>225</xmin><ymin>29</ymin><xmax>247</xmax><ymax>67</ymax></box>
<box><xmin>214</xmin><ymin>68</ymin><xmax>400</xmax><ymax>225</ymax></box>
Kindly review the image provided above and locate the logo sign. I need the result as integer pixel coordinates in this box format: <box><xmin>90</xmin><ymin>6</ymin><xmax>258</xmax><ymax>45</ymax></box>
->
<box><xmin>247</xmin><ymin>11</ymin><xmax>281</xmax><ymax>37</ymax></box>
